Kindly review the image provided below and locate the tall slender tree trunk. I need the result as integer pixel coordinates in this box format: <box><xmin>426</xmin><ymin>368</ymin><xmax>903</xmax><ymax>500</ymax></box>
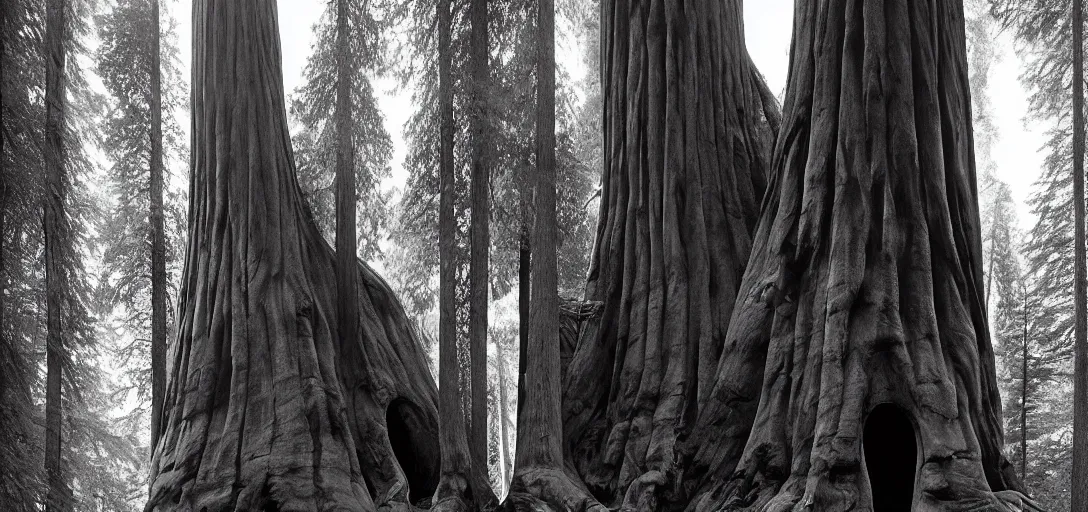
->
<box><xmin>148</xmin><ymin>0</ymin><xmax>168</xmax><ymax>453</ymax></box>
<box><xmin>1021</xmin><ymin>286</ymin><xmax>1029</xmax><ymax>479</ymax></box>
<box><xmin>334</xmin><ymin>0</ymin><xmax>359</xmax><ymax>393</ymax></box>
<box><xmin>688</xmin><ymin>1</ymin><xmax>1023</xmax><ymax>509</ymax></box>
<box><xmin>505</xmin><ymin>1</ymin><xmax>602</xmax><ymax>509</ymax></box>
<box><xmin>434</xmin><ymin>0</ymin><xmax>496</xmax><ymax>509</ymax></box>
<box><xmin>468</xmin><ymin>0</ymin><xmax>490</xmax><ymax>475</ymax></box>
<box><xmin>1071</xmin><ymin>0</ymin><xmax>1087</xmax><ymax>510</ymax></box>
<box><xmin>147</xmin><ymin>2</ymin><xmax>445</xmax><ymax>508</ymax></box>
<box><xmin>560</xmin><ymin>1</ymin><xmax>776</xmax><ymax>508</ymax></box>
<box><xmin>517</xmin><ymin>209</ymin><xmax>529</xmax><ymax>421</ymax></box>
<box><xmin>43</xmin><ymin>0</ymin><xmax>69</xmax><ymax>509</ymax></box>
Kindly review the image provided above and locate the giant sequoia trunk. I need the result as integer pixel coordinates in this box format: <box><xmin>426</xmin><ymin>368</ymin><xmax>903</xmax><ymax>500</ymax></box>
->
<box><xmin>147</xmin><ymin>2</ymin><xmax>445</xmax><ymax>509</ymax></box>
<box><xmin>561</xmin><ymin>1</ymin><xmax>776</xmax><ymax>508</ymax></box>
<box><xmin>686</xmin><ymin>1</ymin><xmax>1027</xmax><ymax>510</ymax></box>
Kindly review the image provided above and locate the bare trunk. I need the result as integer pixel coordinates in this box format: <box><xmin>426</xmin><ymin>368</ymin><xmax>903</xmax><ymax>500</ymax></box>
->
<box><xmin>1071</xmin><ymin>0</ymin><xmax>1087</xmax><ymax>509</ymax></box>
<box><xmin>148</xmin><ymin>0</ymin><xmax>168</xmax><ymax>453</ymax></box>
<box><xmin>334</xmin><ymin>0</ymin><xmax>359</xmax><ymax>405</ymax></box>
<box><xmin>434</xmin><ymin>0</ymin><xmax>496</xmax><ymax>509</ymax></box>
<box><xmin>146</xmin><ymin>2</ymin><xmax>445</xmax><ymax>508</ymax></box>
<box><xmin>689</xmin><ymin>1</ymin><xmax>1023</xmax><ymax>509</ymax></box>
<box><xmin>43</xmin><ymin>0</ymin><xmax>69</xmax><ymax>509</ymax></box>
<box><xmin>468</xmin><ymin>0</ymin><xmax>490</xmax><ymax>476</ymax></box>
<box><xmin>561</xmin><ymin>1</ymin><xmax>775</xmax><ymax>508</ymax></box>
<box><xmin>505</xmin><ymin>1</ymin><xmax>602</xmax><ymax>509</ymax></box>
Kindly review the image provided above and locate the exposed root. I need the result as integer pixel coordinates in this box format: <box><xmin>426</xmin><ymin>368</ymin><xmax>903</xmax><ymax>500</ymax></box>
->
<box><xmin>431</xmin><ymin>473</ymin><xmax>471</xmax><ymax>512</ymax></box>
<box><xmin>618</xmin><ymin>470</ymin><xmax>666</xmax><ymax>512</ymax></box>
<box><xmin>504</xmin><ymin>467</ymin><xmax>608</xmax><ymax>512</ymax></box>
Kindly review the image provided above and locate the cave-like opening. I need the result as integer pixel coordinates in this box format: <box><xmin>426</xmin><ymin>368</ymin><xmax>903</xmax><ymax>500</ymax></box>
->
<box><xmin>386</xmin><ymin>398</ymin><xmax>440</xmax><ymax>504</ymax></box>
<box><xmin>863</xmin><ymin>403</ymin><xmax>917</xmax><ymax>511</ymax></box>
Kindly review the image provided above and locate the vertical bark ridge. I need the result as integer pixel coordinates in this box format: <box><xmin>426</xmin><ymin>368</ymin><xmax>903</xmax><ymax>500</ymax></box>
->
<box><xmin>147</xmin><ymin>2</ymin><xmax>442</xmax><ymax>509</ymax></box>
<box><xmin>686</xmin><ymin>1</ymin><xmax>1025</xmax><ymax>510</ymax></box>
<box><xmin>562</xmin><ymin>1</ymin><xmax>774</xmax><ymax>509</ymax></box>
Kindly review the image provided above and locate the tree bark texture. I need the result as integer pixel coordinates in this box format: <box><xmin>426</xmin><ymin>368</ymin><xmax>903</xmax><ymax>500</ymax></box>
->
<box><xmin>149</xmin><ymin>0</ymin><xmax>168</xmax><ymax>452</ymax></box>
<box><xmin>434</xmin><ymin>0</ymin><xmax>495</xmax><ymax>509</ymax></box>
<box><xmin>468</xmin><ymin>0</ymin><xmax>491</xmax><ymax>477</ymax></box>
<box><xmin>561</xmin><ymin>1</ymin><xmax>775</xmax><ymax>508</ymax></box>
<box><xmin>334</xmin><ymin>0</ymin><xmax>362</xmax><ymax>436</ymax></box>
<box><xmin>146</xmin><ymin>2</ymin><xmax>445</xmax><ymax>509</ymax></box>
<box><xmin>43</xmin><ymin>0</ymin><xmax>70</xmax><ymax>509</ymax></box>
<box><xmin>505</xmin><ymin>0</ymin><xmax>604</xmax><ymax>509</ymax></box>
<box><xmin>1071</xmin><ymin>1</ymin><xmax>1087</xmax><ymax>511</ymax></box>
<box><xmin>686</xmin><ymin>1</ymin><xmax>1025</xmax><ymax>510</ymax></box>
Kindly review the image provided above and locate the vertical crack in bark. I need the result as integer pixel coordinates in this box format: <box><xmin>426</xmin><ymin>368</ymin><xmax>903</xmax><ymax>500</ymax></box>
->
<box><xmin>562</xmin><ymin>1</ymin><xmax>775</xmax><ymax>509</ymax></box>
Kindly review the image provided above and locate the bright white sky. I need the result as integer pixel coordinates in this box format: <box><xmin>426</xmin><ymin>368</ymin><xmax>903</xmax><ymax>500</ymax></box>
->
<box><xmin>167</xmin><ymin>0</ymin><xmax>1049</xmax><ymax>232</ymax></box>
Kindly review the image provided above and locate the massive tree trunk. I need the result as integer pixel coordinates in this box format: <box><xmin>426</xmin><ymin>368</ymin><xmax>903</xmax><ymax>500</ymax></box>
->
<box><xmin>434</xmin><ymin>0</ymin><xmax>496</xmax><ymax>509</ymax></box>
<box><xmin>148</xmin><ymin>0</ymin><xmax>168</xmax><ymax>452</ymax></box>
<box><xmin>43</xmin><ymin>0</ymin><xmax>70</xmax><ymax>509</ymax></box>
<box><xmin>1071</xmin><ymin>0</ymin><xmax>1086</xmax><ymax>510</ymax></box>
<box><xmin>561</xmin><ymin>1</ymin><xmax>775</xmax><ymax>508</ymax></box>
<box><xmin>147</xmin><ymin>2</ymin><xmax>445</xmax><ymax>509</ymax></box>
<box><xmin>468</xmin><ymin>0</ymin><xmax>490</xmax><ymax>476</ymax></box>
<box><xmin>686</xmin><ymin>1</ymin><xmax>1027</xmax><ymax>510</ymax></box>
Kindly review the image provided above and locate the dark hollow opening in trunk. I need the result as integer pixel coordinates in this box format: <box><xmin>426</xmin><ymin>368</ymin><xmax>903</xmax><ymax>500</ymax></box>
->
<box><xmin>386</xmin><ymin>398</ymin><xmax>440</xmax><ymax>503</ymax></box>
<box><xmin>863</xmin><ymin>403</ymin><xmax>917</xmax><ymax>511</ymax></box>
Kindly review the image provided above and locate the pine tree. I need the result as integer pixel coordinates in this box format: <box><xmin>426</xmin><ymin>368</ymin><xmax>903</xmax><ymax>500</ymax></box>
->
<box><xmin>290</xmin><ymin>0</ymin><xmax>393</xmax><ymax>262</ymax></box>
<box><xmin>1</xmin><ymin>0</ymin><xmax>48</xmax><ymax>504</ymax></box>
<box><xmin>993</xmin><ymin>3</ymin><xmax>1087</xmax><ymax>508</ymax></box>
<box><xmin>95</xmin><ymin>0</ymin><xmax>187</xmax><ymax>455</ymax></box>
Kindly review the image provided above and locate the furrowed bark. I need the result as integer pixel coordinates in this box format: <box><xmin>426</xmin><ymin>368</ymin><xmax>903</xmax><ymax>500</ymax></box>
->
<box><xmin>146</xmin><ymin>2</ymin><xmax>444</xmax><ymax>509</ymax></box>
<box><xmin>497</xmin><ymin>339</ymin><xmax>512</xmax><ymax>488</ymax></box>
<box><xmin>434</xmin><ymin>0</ymin><xmax>496</xmax><ymax>509</ymax></box>
<box><xmin>468</xmin><ymin>0</ymin><xmax>491</xmax><ymax>477</ymax></box>
<box><xmin>1071</xmin><ymin>0</ymin><xmax>1087</xmax><ymax>510</ymax></box>
<box><xmin>505</xmin><ymin>1</ymin><xmax>604</xmax><ymax>510</ymax></box>
<box><xmin>687</xmin><ymin>1</ymin><xmax>1026</xmax><ymax>509</ymax></box>
<box><xmin>43</xmin><ymin>0</ymin><xmax>70</xmax><ymax>508</ymax></box>
<box><xmin>149</xmin><ymin>0</ymin><xmax>168</xmax><ymax>452</ymax></box>
<box><xmin>561</xmin><ymin>1</ymin><xmax>774</xmax><ymax>508</ymax></box>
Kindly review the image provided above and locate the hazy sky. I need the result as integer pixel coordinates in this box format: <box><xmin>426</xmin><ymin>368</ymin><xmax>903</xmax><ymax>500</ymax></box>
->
<box><xmin>167</xmin><ymin>0</ymin><xmax>1049</xmax><ymax>230</ymax></box>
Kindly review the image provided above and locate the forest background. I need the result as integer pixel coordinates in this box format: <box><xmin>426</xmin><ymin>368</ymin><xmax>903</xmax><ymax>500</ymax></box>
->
<box><xmin>0</xmin><ymin>0</ymin><xmax>1081</xmax><ymax>510</ymax></box>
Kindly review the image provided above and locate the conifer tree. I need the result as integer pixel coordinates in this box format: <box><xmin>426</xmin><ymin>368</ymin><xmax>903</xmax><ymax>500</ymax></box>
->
<box><xmin>95</xmin><ymin>0</ymin><xmax>187</xmax><ymax>454</ymax></box>
<box><xmin>290</xmin><ymin>0</ymin><xmax>393</xmax><ymax>261</ymax></box>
